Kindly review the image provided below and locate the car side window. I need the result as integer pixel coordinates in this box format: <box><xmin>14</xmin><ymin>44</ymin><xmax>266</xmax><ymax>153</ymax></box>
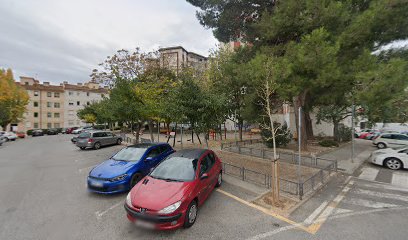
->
<box><xmin>159</xmin><ymin>145</ymin><xmax>169</xmax><ymax>153</ymax></box>
<box><xmin>147</xmin><ymin>147</ymin><xmax>160</xmax><ymax>158</ymax></box>
<box><xmin>106</xmin><ymin>132</ymin><xmax>113</xmax><ymax>137</ymax></box>
<box><xmin>381</xmin><ymin>134</ymin><xmax>392</xmax><ymax>139</ymax></box>
<box><xmin>207</xmin><ymin>153</ymin><xmax>216</xmax><ymax>169</ymax></box>
<box><xmin>396</xmin><ymin>135</ymin><xmax>408</xmax><ymax>141</ymax></box>
<box><xmin>199</xmin><ymin>157</ymin><xmax>210</xmax><ymax>175</ymax></box>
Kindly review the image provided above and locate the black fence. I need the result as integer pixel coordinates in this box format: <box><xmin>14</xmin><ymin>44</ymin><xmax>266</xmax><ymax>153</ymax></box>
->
<box><xmin>221</xmin><ymin>139</ymin><xmax>337</xmax><ymax>200</ymax></box>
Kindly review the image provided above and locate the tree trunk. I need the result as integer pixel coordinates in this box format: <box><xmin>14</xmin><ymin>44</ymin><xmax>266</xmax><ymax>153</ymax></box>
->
<box><xmin>333</xmin><ymin>120</ymin><xmax>340</xmax><ymax>142</ymax></box>
<box><xmin>238</xmin><ymin>119</ymin><xmax>243</xmax><ymax>141</ymax></box>
<box><xmin>293</xmin><ymin>93</ymin><xmax>308</xmax><ymax>151</ymax></box>
<box><xmin>135</xmin><ymin>122</ymin><xmax>142</xmax><ymax>143</ymax></box>
<box><xmin>148</xmin><ymin>120</ymin><xmax>154</xmax><ymax>142</ymax></box>
<box><xmin>305</xmin><ymin>112</ymin><xmax>314</xmax><ymax>140</ymax></box>
<box><xmin>172</xmin><ymin>123</ymin><xmax>177</xmax><ymax>147</ymax></box>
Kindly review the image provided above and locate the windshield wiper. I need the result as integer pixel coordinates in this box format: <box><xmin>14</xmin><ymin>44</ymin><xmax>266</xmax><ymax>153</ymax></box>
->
<box><xmin>150</xmin><ymin>176</ymin><xmax>183</xmax><ymax>182</ymax></box>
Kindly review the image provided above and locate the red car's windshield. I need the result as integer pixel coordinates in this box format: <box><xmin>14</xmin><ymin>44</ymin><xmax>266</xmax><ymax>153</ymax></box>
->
<box><xmin>150</xmin><ymin>157</ymin><xmax>198</xmax><ymax>182</ymax></box>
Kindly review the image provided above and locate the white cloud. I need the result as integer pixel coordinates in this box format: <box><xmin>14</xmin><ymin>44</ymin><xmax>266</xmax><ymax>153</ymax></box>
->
<box><xmin>0</xmin><ymin>0</ymin><xmax>218</xmax><ymax>84</ymax></box>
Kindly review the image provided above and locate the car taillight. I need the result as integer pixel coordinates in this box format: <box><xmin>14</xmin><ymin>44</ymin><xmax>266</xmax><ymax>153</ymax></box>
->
<box><xmin>88</xmin><ymin>138</ymin><xmax>94</xmax><ymax>143</ymax></box>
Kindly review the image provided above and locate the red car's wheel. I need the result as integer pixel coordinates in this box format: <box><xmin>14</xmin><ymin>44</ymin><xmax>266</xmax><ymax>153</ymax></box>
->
<box><xmin>216</xmin><ymin>172</ymin><xmax>222</xmax><ymax>187</ymax></box>
<box><xmin>184</xmin><ymin>200</ymin><xmax>198</xmax><ymax>228</ymax></box>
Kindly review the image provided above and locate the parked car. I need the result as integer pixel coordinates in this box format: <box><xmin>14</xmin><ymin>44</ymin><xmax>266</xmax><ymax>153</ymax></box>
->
<box><xmin>356</xmin><ymin>129</ymin><xmax>374</xmax><ymax>138</ymax></box>
<box><xmin>46</xmin><ymin>128</ymin><xmax>58</xmax><ymax>135</ymax></box>
<box><xmin>365</xmin><ymin>131</ymin><xmax>381</xmax><ymax>140</ymax></box>
<box><xmin>0</xmin><ymin>136</ymin><xmax>6</xmax><ymax>145</ymax></box>
<box><xmin>358</xmin><ymin>129</ymin><xmax>377</xmax><ymax>139</ymax></box>
<box><xmin>16</xmin><ymin>132</ymin><xmax>26</xmax><ymax>138</ymax></box>
<box><xmin>370</xmin><ymin>147</ymin><xmax>408</xmax><ymax>170</ymax></box>
<box><xmin>373</xmin><ymin>133</ymin><xmax>408</xmax><ymax>149</ymax></box>
<box><xmin>32</xmin><ymin>129</ymin><xmax>44</xmax><ymax>137</ymax></box>
<box><xmin>125</xmin><ymin>148</ymin><xmax>223</xmax><ymax>230</ymax></box>
<box><xmin>87</xmin><ymin>143</ymin><xmax>174</xmax><ymax>194</ymax></box>
<box><xmin>76</xmin><ymin>130</ymin><xmax>122</xmax><ymax>150</ymax></box>
<box><xmin>66</xmin><ymin>127</ymin><xmax>79</xmax><ymax>134</ymax></box>
<box><xmin>72</xmin><ymin>126</ymin><xmax>93</xmax><ymax>134</ymax></box>
<box><xmin>0</xmin><ymin>131</ymin><xmax>17</xmax><ymax>141</ymax></box>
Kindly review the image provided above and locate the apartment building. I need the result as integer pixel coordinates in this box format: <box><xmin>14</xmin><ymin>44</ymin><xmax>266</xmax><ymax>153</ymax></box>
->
<box><xmin>12</xmin><ymin>77</ymin><xmax>108</xmax><ymax>132</ymax></box>
<box><xmin>18</xmin><ymin>77</ymin><xmax>65</xmax><ymax>131</ymax></box>
<box><xmin>63</xmin><ymin>81</ymin><xmax>107</xmax><ymax>128</ymax></box>
<box><xmin>158</xmin><ymin>46</ymin><xmax>208</xmax><ymax>74</ymax></box>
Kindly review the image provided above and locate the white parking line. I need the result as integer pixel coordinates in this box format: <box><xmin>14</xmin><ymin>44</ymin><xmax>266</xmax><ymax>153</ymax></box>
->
<box><xmin>78</xmin><ymin>165</ymin><xmax>97</xmax><ymax>173</ymax></box>
<box><xmin>391</xmin><ymin>172</ymin><xmax>408</xmax><ymax>187</ymax></box>
<box><xmin>358</xmin><ymin>182</ymin><xmax>408</xmax><ymax>193</ymax></box>
<box><xmin>358</xmin><ymin>167</ymin><xmax>379</xmax><ymax>181</ymax></box>
<box><xmin>355</xmin><ymin>189</ymin><xmax>408</xmax><ymax>202</ymax></box>
<box><xmin>342</xmin><ymin>197</ymin><xmax>399</xmax><ymax>209</ymax></box>
<box><xmin>303</xmin><ymin>201</ymin><xmax>329</xmax><ymax>225</ymax></box>
<box><xmin>95</xmin><ymin>201</ymin><xmax>123</xmax><ymax>220</ymax></box>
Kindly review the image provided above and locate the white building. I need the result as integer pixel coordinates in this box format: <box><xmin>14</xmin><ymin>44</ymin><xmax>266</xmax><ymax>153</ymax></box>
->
<box><xmin>62</xmin><ymin>81</ymin><xmax>108</xmax><ymax>128</ymax></box>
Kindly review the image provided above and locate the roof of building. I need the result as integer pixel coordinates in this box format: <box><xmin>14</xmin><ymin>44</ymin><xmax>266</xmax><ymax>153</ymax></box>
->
<box><xmin>159</xmin><ymin>46</ymin><xmax>208</xmax><ymax>60</ymax></box>
<box><xmin>17</xmin><ymin>82</ymin><xmax>65</xmax><ymax>92</ymax></box>
<box><xmin>63</xmin><ymin>84</ymin><xmax>108</xmax><ymax>93</ymax></box>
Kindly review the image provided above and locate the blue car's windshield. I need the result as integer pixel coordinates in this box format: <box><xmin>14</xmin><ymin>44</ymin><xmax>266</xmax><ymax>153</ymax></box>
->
<box><xmin>111</xmin><ymin>147</ymin><xmax>147</xmax><ymax>162</ymax></box>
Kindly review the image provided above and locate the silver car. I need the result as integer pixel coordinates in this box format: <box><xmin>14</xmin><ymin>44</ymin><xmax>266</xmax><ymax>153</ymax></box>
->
<box><xmin>76</xmin><ymin>131</ymin><xmax>122</xmax><ymax>150</ymax></box>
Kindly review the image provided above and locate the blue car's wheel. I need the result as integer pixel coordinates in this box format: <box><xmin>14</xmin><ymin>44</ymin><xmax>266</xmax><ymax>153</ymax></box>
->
<box><xmin>130</xmin><ymin>173</ymin><xmax>142</xmax><ymax>188</ymax></box>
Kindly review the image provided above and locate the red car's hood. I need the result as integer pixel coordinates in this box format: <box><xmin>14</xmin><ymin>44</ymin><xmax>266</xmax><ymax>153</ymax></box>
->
<box><xmin>130</xmin><ymin>176</ymin><xmax>193</xmax><ymax>211</ymax></box>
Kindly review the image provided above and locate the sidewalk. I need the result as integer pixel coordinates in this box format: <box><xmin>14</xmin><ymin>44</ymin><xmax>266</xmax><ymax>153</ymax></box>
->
<box><xmin>318</xmin><ymin>139</ymin><xmax>375</xmax><ymax>175</ymax></box>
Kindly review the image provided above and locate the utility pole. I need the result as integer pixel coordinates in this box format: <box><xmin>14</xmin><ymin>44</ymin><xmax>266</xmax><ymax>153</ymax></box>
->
<box><xmin>180</xmin><ymin>123</ymin><xmax>183</xmax><ymax>149</ymax></box>
<box><xmin>297</xmin><ymin>107</ymin><xmax>302</xmax><ymax>197</ymax></box>
<box><xmin>351</xmin><ymin>102</ymin><xmax>355</xmax><ymax>163</ymax></box>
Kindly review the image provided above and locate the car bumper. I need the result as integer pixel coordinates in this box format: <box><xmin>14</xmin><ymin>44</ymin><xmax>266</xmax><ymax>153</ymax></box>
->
<box><xmin>87</xmin><ymin>177</ymin><xmax>130</xmax><ymax>194</ymax></box>
<box><xmin>370</xmin><ymin>154</ymin><xmax>383</xmax><ymax>166</ymax></box>
<box><xmin>76</xmin><ymin>141</ymin><xmax>93</xmax><ymax>148</ymax></box>
<box><xmin>124</xmin><ymin>204</ymin><xmax>184</xmax><ymax>230</ymax></box>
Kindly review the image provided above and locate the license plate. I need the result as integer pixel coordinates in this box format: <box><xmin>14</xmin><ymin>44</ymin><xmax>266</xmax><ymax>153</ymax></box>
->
<box><xmin>135</xmin><ymin>220</ymin><xmax>155</xmax><ymax>229</ymax></box>
<box><xmin>90</xmin><ymin>181</ymin><xmax>103</xmax><ymax>187</ymax></box>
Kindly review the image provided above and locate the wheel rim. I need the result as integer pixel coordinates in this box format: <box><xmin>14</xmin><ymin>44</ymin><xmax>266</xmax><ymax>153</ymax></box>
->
<box><xmin>218</xmin><ymin>174</ymin><xmax>222</xmax><ymax>185</ymax></box>
<box><xmin>188</xmin><ymin>204</ymin><xmax>197</xmax><ymax>224</ymax></box>
<box><xmin>386</xmin><ymin>159</ymin><xmax>401</xmax><ymax>170</ymax></box>
<box><xmin>95</xmin><ymin>143</ymin><xmax>100</xmax><ymax>149</ymax></box>
<box><xmin>378</xmin><ymin>143</ymin><xmax>385</xmax><ymax>149</ymax></box>
<box><xmin>118</xmin><ymin>139</ymin><xmax>121</xmax><ymax>144</ymax></box>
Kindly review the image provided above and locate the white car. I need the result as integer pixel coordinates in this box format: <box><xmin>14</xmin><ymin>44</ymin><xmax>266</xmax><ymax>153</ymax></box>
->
<box><xmin>371</xmin><ymin>147</ymin><xmax>408</xmax><ymax>170</ymax></box>
<box><xmin>372</xmin><ymin>133</ymin><xmax>408</xmax><ymax>149</ymax></box>
<box><xmin>72</xmin><ymin>126</ymin><xmax>93</xmax><ymax>134</ymax></box>
<box><xmin>0</xmin><ymin>131</ymin><xmax>17</xmax><ymax>141</ymax></box>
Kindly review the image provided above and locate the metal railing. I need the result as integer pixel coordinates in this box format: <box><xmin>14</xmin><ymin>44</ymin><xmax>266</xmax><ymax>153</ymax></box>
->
<box><xmin>221</xmin><ymin>140</ymin><xmax>337</xmax><ymax>200</ymax></box>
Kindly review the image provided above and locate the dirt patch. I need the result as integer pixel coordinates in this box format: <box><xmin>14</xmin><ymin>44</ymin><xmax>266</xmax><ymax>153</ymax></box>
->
<box><xmin>253</xmin><ymin>193</ymin><xmax>298</xmax><ymax>216</ymax></box>
<box><xmin>216</xmin><ymin>150</ymin><xmax>319</xmax><ymax>182</ymax></box>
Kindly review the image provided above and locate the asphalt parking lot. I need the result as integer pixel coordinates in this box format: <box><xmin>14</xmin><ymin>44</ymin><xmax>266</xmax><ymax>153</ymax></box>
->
<box><xmin>2</xmin><ymin>135</ymin><xmax>408</xmax><ymax>240</ymax></box>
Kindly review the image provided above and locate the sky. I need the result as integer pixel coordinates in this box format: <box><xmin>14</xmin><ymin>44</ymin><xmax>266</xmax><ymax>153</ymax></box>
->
<box><xmin>0</xmin><ymin>0</ymin><xmax>218</xmax><ymax>85</ymax></box>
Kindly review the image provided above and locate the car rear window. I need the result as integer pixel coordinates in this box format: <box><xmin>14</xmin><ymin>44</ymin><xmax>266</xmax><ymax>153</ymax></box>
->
<box><xmin>78</xmin><ymin>132</ymin><xmax>91</xmax><ymax>138</ymax></box>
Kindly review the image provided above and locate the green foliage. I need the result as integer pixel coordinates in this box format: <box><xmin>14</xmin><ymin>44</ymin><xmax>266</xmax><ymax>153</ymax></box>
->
<box><xmin>338</xmin><ymin>125</ymin><xmax>352</xmax><ymax>142</ymax></box>
<box><xmin>261</xmin><ymin>122</ymin><xmax>292</xmax><ymax>148</ymax></box>
<box><xmin>318</xmin><ymin>139</ymin><xmax>339</xmax><ymax>147</ymax></box>
<box><xmin>26</xmin><ymin>129</ymin><xmax>33</xmax><ymax>135</ymax></box>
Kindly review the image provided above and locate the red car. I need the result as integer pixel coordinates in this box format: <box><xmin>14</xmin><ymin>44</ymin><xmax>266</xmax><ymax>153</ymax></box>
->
<box><xmin>65</xmin><ymin>127</ymin><xmax>78</xmax><ymax>134</ymax></box>
<box><xmin>124</xmin><ymin>149</ymin><xmax>222</xmax><ymax>230</ymax></box>
<box><xmin>16</xmin><ymin>132</ymin><xmax>26</xmax><ymax>138</ymax></box>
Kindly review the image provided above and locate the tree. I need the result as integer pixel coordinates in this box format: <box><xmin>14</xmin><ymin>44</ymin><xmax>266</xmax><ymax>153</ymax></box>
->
<box><xmin>190</xmin><ymin>0</ymin><xmax>408</xmax><ymax>150</ymax></box>
<box><xmin>207</xmin><ymin>47</ymin><xmax>256</xmax><ymax>140</ymax></box>
<box><xmin>0</xmin><ymin>69</ymin><xmax>29</xmax><ymax>130</ymax></box>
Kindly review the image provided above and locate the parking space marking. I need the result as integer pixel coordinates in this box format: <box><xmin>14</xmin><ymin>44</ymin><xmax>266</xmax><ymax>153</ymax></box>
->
<box><xmin>95</xmin><ymin>201</ymin><xmax>123</xmax><ymax>220</ymax></box>
<box><xmin>303</xmin><ymin>201</ymin><xmax>329</xmax><ymax>225</ymax></box>
<box><xmin>307</xmin><ymin>177</ymin><xmax>353</xmax><ymax>234</ymax></box>
<box><xmin>391</xmin><ymin>172</ymin><xmax>408</xmax><ymax>187</ymax></box>
<box><xmin>358</xmin><ymin>167</ymin><xmax>379</xmax><ymax>181</ymax></box>
<box><xmin>78</xmin><ymin>165</ymin><xmax>97</xmax><ymax>173</ymax></box>
<box><xmin>216</xmin><ymin>189</ymin><xmax>311</xmax><ymax>233</ymax></box>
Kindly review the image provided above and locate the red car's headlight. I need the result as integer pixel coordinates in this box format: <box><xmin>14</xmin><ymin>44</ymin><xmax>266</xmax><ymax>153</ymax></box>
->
<box><xmin>158</xmin><ymin>201</ymin><xmax>181</xmax><ymax>214</ymax></box>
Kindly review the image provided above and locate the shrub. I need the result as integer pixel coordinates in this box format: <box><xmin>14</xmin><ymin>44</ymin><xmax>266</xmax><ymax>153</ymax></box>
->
<box><xmin>319</xmin><ymin>139</ymin><xmax>339</xmax><ymax>147</ymax></box>
<box><xmin>261</xmin><ymin>122</ymin><xmax>292</xmax><ymax>148</ymax></box>
<box><xmin>338</xmin><ymin>125</ymin><xmax>352</xmax><ymax>142</ymax></box>
<box><xmin>27</xmin><ymin>129</ymin><xmax>33</xmax><ymax>136</ymax></box>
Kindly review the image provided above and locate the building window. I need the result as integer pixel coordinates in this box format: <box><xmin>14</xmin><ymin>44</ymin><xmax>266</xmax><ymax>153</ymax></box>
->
<box><xmin>47</xmin><ymin>102</ymin><xmax>52</xmax><ymax>108</ymax></box>
<box><xmin>54</xmin><ymin>103</ymin><xmax>60</xmax><ymax>108</ymax></box>
<box><xmin>34</xmin><ymin>123</ymin><xmax>39</xmax><ymax>128</ymax></box>
<box><xmin>87</xmin><ymin>102</ymin><xmax>90</xmax><ymax>105</ymax></box>
<box><xmin>54</xmin><ymin>113</ymin><xmax>60</xmax><ymax>118</ymax></box>
<box><xmin>69</xmin><ymin>91</ymin><xmax>73</xmax><ymax>96</ymax></box>
<box><xmin>77</xmin><ymin>101</ymin><xmax>80</xmax><ymax>106</ymax></box>
<box><xmin>69</xmin><ymin>102</ymin><xmax>74</xmax><ymax>106</ymax></box>
<box><xmin>68</xmin><ymin>120</ymin><xmax>74</xmax><ymax>126</ymax></box>
<box><xmin>47</xmin><ymin>123</ymin><xmax>52</xmax><ymax>128</ymax></box>
<box><xmin>47</xmin><ymin>112</ymin><xmax>52</xmax><ymax>118</ymax></box>
<box><xmin>25</xmin><ymin>82</ymin><xmax>29</xmax><ymax>85</ymax></box>
<box><xmin>47</xmin><ymin>92</ymin><xmax>52</xmax><ymax>97</ymax></box>
<box><xmin>34</xmin><ymin>112</ymin><xmax>38</xmax><ymax>118</ymax></box>
<box><xmin>33</xmin><ymin>101</ymin><xmax>39</xmax><ymax>107</ymax></box>
<box><xmin>54</xmin><ymin>123</ymin><xmax>60</xmax><ymax>128</ymax></box>
<box><xmin>68</xmin><ymin>110</ymin><xmax>74</xmax><ymax>116</ymax></box>
<box><xmin>101</xmin><ymin>94</ymin><xmax>104</xmax><ymax>98</ymax></box>
<box><xmin>87</xmin><ymin>92</ymin><xmax>90</xmax><ymax>96</ymax></box>
<box><xmin>34</xmin><ymin>91</ymin><xmax>39</xmax><ymax>96</ymax></box>
<box><xmin>54</xmin><ymin>92</ymin><xmax>60</xmax><ymax>98</ymax></box>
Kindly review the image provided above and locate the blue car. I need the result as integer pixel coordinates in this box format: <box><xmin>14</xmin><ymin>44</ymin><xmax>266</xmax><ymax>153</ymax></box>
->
<box><xmin>87</xmin><ymin>143</ymin><xmax>174</xmax><ymax>194</ymax></box>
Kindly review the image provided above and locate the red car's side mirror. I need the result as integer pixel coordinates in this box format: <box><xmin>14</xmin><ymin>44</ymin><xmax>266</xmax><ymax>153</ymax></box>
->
<box><xmin>200</xmin><ymin>173</ymin><xmax>209</xmax><ymax>180</ymax></box>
